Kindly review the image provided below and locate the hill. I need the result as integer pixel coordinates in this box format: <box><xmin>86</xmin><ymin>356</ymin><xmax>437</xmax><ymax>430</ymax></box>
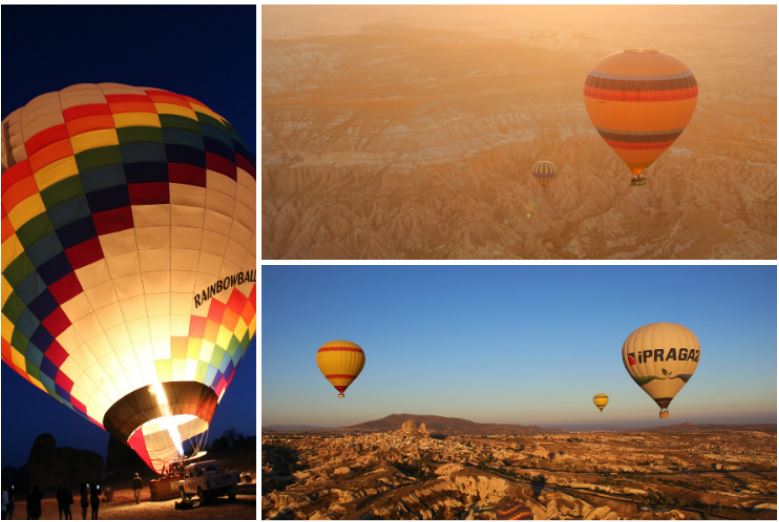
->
<box><xmin>639</xmin><ymin>422</ymin><xmax>777</xmax><ymax>433</ymax></box>
<box><xmin>345</xmin><ymin>413</ymin><xmax>545</xmax><ymax>435</ymax></box>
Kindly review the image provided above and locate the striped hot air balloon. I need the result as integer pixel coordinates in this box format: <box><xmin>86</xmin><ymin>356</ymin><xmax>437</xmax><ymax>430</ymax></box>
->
<box><xmin>532</xmin><ymin>160</ymin><xmax>556</xmax><ymax>188</ymax></box>
<box><xmin>592</xmin><ymin>393</ymin><xmax>609</xmax><ymax>412</ymax></box>
<box><xmin>1</xmin><ymin>83</ymin><xmax>256</xmax><ymax>473</ymax></box>
<box><xmin>316</xmin><ymin>340</ymin><xmax>365</xmax><ymax>398</ymax></box>
<box><xmin>584</xmin><ymin>49</ymin><xmax>698</xmax><ymax>186</ymax></box>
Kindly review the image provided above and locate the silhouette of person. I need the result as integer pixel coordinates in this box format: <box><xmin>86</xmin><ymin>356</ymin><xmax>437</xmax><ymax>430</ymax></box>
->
<box><xmin>131</xmin><ymin>473</ymin><xmax>143</xmax><ymax>504</ymax></box>
<box><xmin>89</xmin><ymin>485</ymin><xmax>100</xmax><ymax>520</ymax></box>
<box><xmin>2</xmin><ymin>485</ymin><xmax>8</xmax><ymax>520</ymax></box>
<box><xmin>26</xmin><ymin>485</ymin><xmax>42</xmax><ymax>520</ymax></box>
<box><xmin>7</xmin><ymin>485</ymin><xmax>15</xmax><ymax>520</ymax></box>
<box><xmin>56</xmin><ymin>485</ymin><xmax>73</xmax><ymax>520</ymax></box>
<box><xmin>79</xmin><ymin>484</ymin><xmax>89</xmax><ymax>520</ymax></box>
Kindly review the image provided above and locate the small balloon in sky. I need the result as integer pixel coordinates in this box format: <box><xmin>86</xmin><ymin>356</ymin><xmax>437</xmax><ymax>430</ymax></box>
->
<box><xmin>592</xmin><ymin>393</ymin><xmax>609</xmax><ymax>413</ymax></box>
<box><xmin>316</xmin><ymin>340</ymin><xmax>365</xmax><ymax>398</ymax></box>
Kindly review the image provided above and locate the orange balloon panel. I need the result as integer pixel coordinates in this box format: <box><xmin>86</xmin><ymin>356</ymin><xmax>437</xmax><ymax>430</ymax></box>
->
<box><xmin>584</xmin><ymin>50</ymin><xmax>697</xmax><ymax>178</ymax></box>
<box><xmin>316</xmin><ymin>340</ymin><xmax>365</xmax><ymax>397</ymax></box>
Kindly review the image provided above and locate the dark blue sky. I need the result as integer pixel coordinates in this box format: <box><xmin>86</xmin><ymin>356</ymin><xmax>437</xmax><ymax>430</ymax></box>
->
<box><xmin>1</xmin><ymin>5</ymin><xmax>256</xmax><ymax>469</ymax></box>
<box><xmin>2</xmin><ymin>5</ymin><xmax>256</xmax><ymax>150</ymax></box>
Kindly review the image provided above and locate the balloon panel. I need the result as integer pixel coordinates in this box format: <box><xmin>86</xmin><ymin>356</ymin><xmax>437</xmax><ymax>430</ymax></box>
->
<box><xmin>584</xmin><ymin>50</ymin><xmax>697</xmax><ymax>176</ymax></box>
<box><xmin>1</xmin><ymin>84</ymin><xmax>256</xmax><ymax>471</ymax></box>
<box><xmin>621</xmin><ymin>322</ymin><xmax>700</xmax><ymax>408</ymax></box>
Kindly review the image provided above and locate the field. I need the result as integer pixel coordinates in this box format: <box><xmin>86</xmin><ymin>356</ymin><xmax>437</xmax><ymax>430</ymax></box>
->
<box><xmin>262</xmin><ymin>420</ymin><xmax>776</xmax><ymax>519</ymax></box>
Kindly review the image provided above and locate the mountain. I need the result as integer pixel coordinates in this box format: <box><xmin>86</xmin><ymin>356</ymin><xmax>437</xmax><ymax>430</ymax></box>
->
<box><xmin>345</xmin><ymin>413</ymin><xmax>546</xmax><ymax>435</ymax></box>
<box><xmin>638</xmin><ymin>423</ymin><xmax>777</xmax><ymax>433</ymax></box>
<box><xmin>263</xmin><ymin>424</ymin><xmax>331</xmax><ymax>433</ymax></box>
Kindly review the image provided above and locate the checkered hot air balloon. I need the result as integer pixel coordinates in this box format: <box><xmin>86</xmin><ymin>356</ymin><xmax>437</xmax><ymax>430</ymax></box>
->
<box><xmin>584</xmin><ymin>49</ymin><xmax>698</xmax><ymax>186</ymax></box>
<box><xmin>1</xmin><ymin>83</ymin><xmax>256</xmax><ymax>473</ymax></box>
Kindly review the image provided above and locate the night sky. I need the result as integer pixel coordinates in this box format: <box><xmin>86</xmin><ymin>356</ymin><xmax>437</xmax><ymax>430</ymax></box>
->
<box><xmin>1</xmin><ymin>5</ymin><xmax>256</xmax><ymax>469</ymax></box>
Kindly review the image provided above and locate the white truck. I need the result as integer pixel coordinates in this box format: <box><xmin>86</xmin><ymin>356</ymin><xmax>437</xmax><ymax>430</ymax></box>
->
<box><xmin>178</xmin><ymin>460</ymin><xmax>239</xmax><ymax>504</ymax></box>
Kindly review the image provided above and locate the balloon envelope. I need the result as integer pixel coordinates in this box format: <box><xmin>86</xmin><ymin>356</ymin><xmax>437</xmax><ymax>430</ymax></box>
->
<box><xmin>316</xmin><ymin>340</ymin><xmax>365</xmax><ymax>397</ymax></box>
<box><xmin>584</xmin><ymin>49</ymin><xmax>697</xmax><ymax>184</ymax></box>
<box><xmin>592</xmin><ymin>393</ymin><xmax>609</xmax><ymax>412</ymax></box>
<box><xmin>1</xmin><ymin>83</ymin><xmax>256</xmax><ymax>473</ymax></box>
<box><xmin>532</xmin><ymin>160</ymin><xmax>556</xmax><ymax>188</ymax></box>
<box><xmin>621</xmin><ymin>322</ymin><xmax>700</xmax><ymax>417</ymax></box>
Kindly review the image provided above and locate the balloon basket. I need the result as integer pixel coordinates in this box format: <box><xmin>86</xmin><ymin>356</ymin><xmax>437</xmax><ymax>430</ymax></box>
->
<box><xmin>630</xmin><ymin>176</ymin><xmax>647</xmax><ymax>187</ymax></box>
<box><xmin>337</xmin><ymin>393</ymin><xmax>345</xmax><ymax>399</ymax></box>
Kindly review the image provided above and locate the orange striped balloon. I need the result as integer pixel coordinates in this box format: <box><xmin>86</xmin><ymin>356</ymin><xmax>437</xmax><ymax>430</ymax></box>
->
<box><xmin>316</xmin><ymin>340</ymin><xmax>365</xmax><ymax>398</ymax></box>
<box><xmin>584</xmin><ymin>49</ymin><xmax>698</xmax><ymax>186</ymax></box>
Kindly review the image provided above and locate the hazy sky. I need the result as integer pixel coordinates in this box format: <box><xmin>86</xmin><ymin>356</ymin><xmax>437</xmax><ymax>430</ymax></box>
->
<box><xmin>262</xmin><ymin>266</ymin><xmax>776</xmax><ymax>428</ymax></box>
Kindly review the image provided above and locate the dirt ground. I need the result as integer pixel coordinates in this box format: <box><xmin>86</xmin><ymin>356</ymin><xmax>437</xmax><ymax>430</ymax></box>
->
<box><xmin>10</xmin><ymin>486</ymin><xmax>256</xmax><ymax>520</ymax></box>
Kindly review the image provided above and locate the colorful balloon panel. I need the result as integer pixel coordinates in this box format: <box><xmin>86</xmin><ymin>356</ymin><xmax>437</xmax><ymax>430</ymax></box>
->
<box><xmin>584</xmin><ymin>50</ymin><xmax>697</xmax><ymax>182</ymax></box>
<box><xmin>1</xmin><ymin>83</ymin><xmax>256</xmax><ymax>473</ymax></box>
<box><xmin>621</xmin><ymin>322</ymin><xmax>700</xmax><ymax>417</ymax></box>
<box><xmin>532</xmin><ymin>160</ymin><xmax>556</xmax><ymax>188</ymax></box>
<box><xmin>316</xmin><ymin>340</ymin><xmax>365</xmax><ymax>397</ymax></box>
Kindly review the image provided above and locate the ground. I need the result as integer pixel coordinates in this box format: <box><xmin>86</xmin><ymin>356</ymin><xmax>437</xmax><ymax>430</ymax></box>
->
<box><xmin>11</xmin><ymin>486</ymin><xmax>256</xmax><ymax>520</ymax></box>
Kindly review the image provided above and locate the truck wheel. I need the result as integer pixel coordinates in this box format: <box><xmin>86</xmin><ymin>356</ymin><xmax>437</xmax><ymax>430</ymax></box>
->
<box><xmin>198</xmin><ymin>487</ymin><xmax>206</xmax><ymax>504</ymax></box>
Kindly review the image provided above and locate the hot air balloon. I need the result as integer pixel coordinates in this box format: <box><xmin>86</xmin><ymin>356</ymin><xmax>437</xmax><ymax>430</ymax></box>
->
<box><xmin>1</xmin><ymin>83</ymin><xmax>256</xmax><ymax>473</ymax></box>
<box><xmin>621</xmin><ymin>322</ymin><xmax>700</xmax><ymax>418</ymax></box>
<box><xmin>532</xmin><ymin>160</ymin><xmax>556</xmax><ymax>188</ymax></box>
<box><xmin>316</xmin><ymin>340</ymin><xmax>365</xmax><ymax>398</ymax></box>
<box><xmin>592</xmin><ymin>393</ymin><xmax>609</xmax><ymax>412</ymax></box>
<box><xmin>584</xmin><ymin>49</ymin><xmax>698</xmax><ymax>186</ymax></box>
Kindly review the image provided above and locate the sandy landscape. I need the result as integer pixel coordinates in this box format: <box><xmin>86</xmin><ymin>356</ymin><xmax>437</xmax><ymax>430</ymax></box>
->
<box><xmin>262</xmin><ymin>5</ymin><xmax>776</xmax><ymax>259</ymax></box>
<box><xmin>262</xmin><ymin>418</ymin><xmax>776</xmax><ymax>520</ymax></box>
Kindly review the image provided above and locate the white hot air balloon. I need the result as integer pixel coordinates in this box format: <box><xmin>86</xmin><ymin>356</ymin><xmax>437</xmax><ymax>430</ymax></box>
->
<box><xmin>621</xmin><ymin>322</ymin><xmax>700</xmax><ymax>419</ymax></box>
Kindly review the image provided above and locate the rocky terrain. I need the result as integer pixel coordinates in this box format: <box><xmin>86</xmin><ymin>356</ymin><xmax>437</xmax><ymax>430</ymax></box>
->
<box><xmin>262</xmin><ymin>420</ymin><xmax>776</xmax><ymax>519</ymax></box>
<box><xmin>262</xmin><ymin>5</ymin><xmax>776</xmax><ymax>259</ymax></box>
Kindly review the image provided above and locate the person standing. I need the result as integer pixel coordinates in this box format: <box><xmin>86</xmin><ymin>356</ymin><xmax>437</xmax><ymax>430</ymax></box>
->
<box><xmin>26</xmin><ymin>485</ymin><xmax>42</xmax><ymax>520</ymax></box>
<box><xmin>79</xmin><ymin>484</ymin><xmax>89</xmax><ymax>520</ymax></box>
<box><xmin>56</xmin><ymin>486</ymin><xmax>67</xmax><ymax>519</ymax></box>
<box><xmin>131</xmin><ymin>473</ymin><xmax>143</xmax><ymax>504</ymax></box>
<box><xmin>2</xmin><ymin>486</ymin><xmax>8</xmax><ymax>520</ymax></box>
<box><xmin>7</xmin><ymin>485</ymin><xmax>15</xmax><ymax>520</ymax></box>
<box><xmin>62</xmin><ymin>486</ymin><xmax>73</xmax><ymax>520</ymax></box>
<box><xmin>89</xmin><ymin>485</ymin><xmax>99</xmax><ymax>520</ymax></box>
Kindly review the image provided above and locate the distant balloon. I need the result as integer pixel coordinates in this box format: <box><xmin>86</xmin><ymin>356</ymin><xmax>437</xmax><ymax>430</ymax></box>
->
<box><xmin>622</xmin><ymin>322</ymin><xmax>700</xmax><ymax>418</ymax></box>
<box><xmin>532</xmin><ymin>160</ymin><xmax>556</xmax><ymax>188</ymax></box>
<box><xmin>592</xmin><ymin>393</ymin><xmax>609</xmax><ymax>412</ymax></box>
<box><xmin>316</xmin><ymin>340</ymin><xmax>365</xmax><ymax>398</ymax></box>
<box><xmin>584</xmin><ymin>49</ymin><xmax>698</xmax><ymax>186</ymax></box>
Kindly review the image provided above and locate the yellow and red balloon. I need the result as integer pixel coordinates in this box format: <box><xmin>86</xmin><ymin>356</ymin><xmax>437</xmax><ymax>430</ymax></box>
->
<box><xmin>316</xmin><ymin>340</ymin><xmax>365</xmax><ymax>398</ymax></box>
